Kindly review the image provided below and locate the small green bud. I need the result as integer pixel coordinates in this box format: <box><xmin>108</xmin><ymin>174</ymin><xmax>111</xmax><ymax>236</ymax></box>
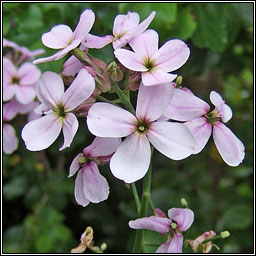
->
<box><xmin>181</xmin><ymin>198</ymin><xmax>188</xmax><ymax>208</ymax></box>
<box><xmin>220</xmin><ymin>231</ymin><xmax>230</xmax><ymax>239</ymax></box>
<box><xmin>78</xmin><ymin>157</ymin><xmax>86</xmax><ymax>163</ymax></box>
<box><xmin>176</xmin><ymin>76</ymin><xmax>183</xmax><ymax>86</ymax></box>
<box><xmin>171</xmin><ymin>223</ymin><xmax>177</xmax><ymax>229</ymax></box>
<box><xmin>100</xmin><ymin>243</ymin><xmax>107</xmax><ymax>251</ymax></box>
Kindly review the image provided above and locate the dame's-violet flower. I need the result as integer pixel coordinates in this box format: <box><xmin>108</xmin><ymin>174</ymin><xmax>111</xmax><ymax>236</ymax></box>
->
<box><xmin>33</xmin><ymin>9</ymin><xmax>95</xmax><ymax>64</ymax></box>
<box><xmin>129</xmin><ymin>208</ymin><xmax>194</xmax><ymax>253</ymax></box>
<box><xmin>3</xmin><ymin>57</ymin><xmax>41</xmax><ymax>104</ymax></box>
<box><xmin>22</xmin><ymin>68</ymin><xmax>95</xmax><ymax>151</ymax></box>
<box><xmin>69</xmin><ymin>137</ymin><xmax>121</xmax><ymax>206</ymax></box>
<box><xmin>114</xmin><ymin>29</ymin><xmax>190</xmax><ymax>86</ymax></box>
<box><xmin>164</xmin><ymin>88</ymin><xmax>245</xmax><ymax>166</ymax></box>
<box><xmin>87</xmin><ymin>83</ymin><xmax>195</xmax><ymax>183</ymax></box>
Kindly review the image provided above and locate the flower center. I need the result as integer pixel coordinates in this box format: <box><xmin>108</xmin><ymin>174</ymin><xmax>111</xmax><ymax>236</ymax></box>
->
<box><xmin>144</xmin><ymin>58</ymin><xmax>155</xmax><ymax>71</ymax></box>
<box><xmin>55</xmin><ymin>104</ymin><xmax>66</xmax><ymax>119</ymax></box>
<box><xmin>205</xmin><ymin>110</ymin><xmax>221</xmax><ymax>125</ymax></box>
<box><xmin>136</xmin><ymin>120</ymin><xmax>150</xmax><ymax>134</ymax></box>
<box><xmin>12</xmin><ymin>76</ymin><xmax>20</xmax><ymax>85</ymax></box>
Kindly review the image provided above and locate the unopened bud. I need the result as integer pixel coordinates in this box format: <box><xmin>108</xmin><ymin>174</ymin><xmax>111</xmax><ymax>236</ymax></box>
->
<box><xmin>100</xmin><ymin>242</ymin><xmax>107</xmax><ymax>251</ymax></box>
<box><xmin>106</xmin><ymin>61</ymin><xmax>123</xmax><ymax>82</ymax></box>
<box><xmin>176</xmin><ymin>76</ymin><xmax>183</xmax><ymax>86</ymax></box>
<box><xmin>181</xmin><ymin>198</ymin><xmax>188</xmax><ymax>208</ymax></box>
<box><xmin>220</xmin><ymin>231</ymin><xmax>230</xmax><ymax>239</ymax></box>
<box><xmin>171</xmin><ymin>223</ymin><xmax>177</xmax><ymax>229</ymax></box>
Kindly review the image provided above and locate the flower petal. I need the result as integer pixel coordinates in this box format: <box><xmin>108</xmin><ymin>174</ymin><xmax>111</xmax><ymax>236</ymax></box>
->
<box><xmin>15</xmin><ymin>86</ymin><xmax>36</xmax><ymax>104</ymax></box>
<box><xmin>164</xmin><ymin>87</ymin><xmax>210</xmax><ymax>121</ymax></box>
<box><xmin>21</xmin><ymin>113</ymin><xmax>62</xmax><ymax>151</ymax></box>
<box><xmin>213</xmin><ymin>122</ymin><xmax>245</xmax><ymax>166</ymax></box>
<box><xmin>129</xmin><ymin>29</ymin><xmax>159</xmax><ymax>58</ymax></box>
<box><xmin>156</xmin><ymin>241</ymin><xmax>170</xmax><ymax>253</ymax></box>
<box><xmin>3</xmin><ymin>57</ymin><xmax>17</xmax><ymax>82</ymax></box>
<box><xmin>114</xmin><ymin>49</ymin><xmax>147</xmax><ymax>72</ymax></box>
<box><xmin>3</xmin><ymin>124</ymin><xmax>18</xmax><ymax>154</ymax></box>
<box><xmin>36</xmin><ymin>71</ymin><xmax>64</xmax><ymax>109</ymax></box>
<box><xmin>18</xmin><ymin>63</ymin><xmax>41</xmax><ymax>86</ymax></box>
<box><xmin>153</xmin><ymin>39</ymin><xmax>190</xmax><ymax>72</ymax></box>
<box><xmin>73</xmin><ymin>9</ymin><xmax>95</xmax><ymax>41</ymax></box>
<box><xmin>87</xmin><ymin>103</ymin><xmax>136</xmax><ymax>137</ymax></box>
<box><xmin>83</xmin><ymin>34</ymin><xmax>114</xmax><ymax>49</ymax></box>
<box><xmin>32</xmin><ymin>51</ymin><xmax>61</xmax><ymax>64</ymax></box>
<box><xmin>55</xmin><ymin>39</ymin><xmax>81</xmax><ymax>60</ymax></box>
<box><xmin>129</xmin><ymin>216</ymin><xmax>172</xmax><ymax>234</ymax></box>
<box><xmin>59</xmin><ymin>113</ymin><xmax>78</xmax><ymax>151</ymax></box>
<box><xmin>74</xmin><ymin>170</ymin><xmax>90</xmax><ymax>207</ymax></box>
<box><xmin>62</xmin><ymin>56</ymin><xmax>84</xmax><ymax>77</ymax></box>
<box><xmin>69</xmin><ymin>153</ymin><xmax>84</xmax><ymax>177</ymax></box>
<box><xmin>167</xmin><ymin>233</ymin><xmax>183</xmax><ymax>253</ymax></box>
<box><xmin>168</xmin><ymin>208</ymin><xmax>194</xmax><ymax>232</ymax></box>
<box><xmin>184</xmin><ymin>117</ymin><xmax>212</xmax><ymax>154</ymax></box>
<box><xmin>84</xmin><ymin>137</ymin><xmax>122</xmax><ymax>157</ymax></box>
<box><xmin>147</xmin><ymin>122</ymin><xmax>195</xmax><ymax>160</ymax></box>
<box><xmin>42</xmin><ymin>24</ymin><xmax>73</xmax><ymax>49</ymax></box>
<box><xmin>142</xmin><ymin>69</ymin><xmax>177</xmax><ymax>86</ymax></box>
<box><xmin>136</xmin><ymin>82</ymin><xmax>173</xmax><ymax>122</ymax></box>
<box><xmin>82</xmin><ymin>162</ymin><xmax>109</xmax><ymax>203</ymax></box>
<box><xmin>110</xmin><ymin>133</ymin><xmax>151</xmax><ymax>183</ymax></box>
<box><xmin>3</xmin><ymin>84</ymin><xmax>15</xmax><ymax>102</ymax></box>
<box><xmin>61</xmin><ymin>68</ymin><xmax>95</xmax><ymax>111</ymax></box>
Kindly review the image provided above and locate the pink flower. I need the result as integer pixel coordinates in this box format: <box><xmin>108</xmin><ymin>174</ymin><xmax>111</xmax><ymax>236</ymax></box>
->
<box><xmin>164</xmin><ymin>88</ymin><xmax>245</xmax><ymax>166</ymax></box>
<box><xmin>114</xmin><ymin>29</ymin><xmax>190</xmax><ymax>86</ymax></box>
<box><xmin>3</xmin><ymin>124</ymin><xmax>18</xmax><ymax>155</ymax></box>
<box><xmin>21</xmin><ymin>68</ymin><xmax>95</xmax><ymax>151</ymax></box>
<box><xmin>129</xmin><ymin>208</ymin><xmax>194</xmax><ymax>253</ymax></box>
<box><xmin>87</xmin><ymin>83</ymin><xmax>195</xmax><ymax>183</ymax></box>
<box><xmin>33</xmin><ymin>9</ymin><xmax>95</xmax><ymax>64</ymax></box>
<box><xmin>3</xmin><ymin>57</ymin><xmax>41</xmax><ymax>104</ymax></box>
<box><xmin>69</xmin><ymin>137</ymin><xmax>121</xmax><ymax>207</ymax></box>
<box><xmin>83</xmin><ymin>11</ymin><xmax>156</xmax><ymax>50</ymax></box>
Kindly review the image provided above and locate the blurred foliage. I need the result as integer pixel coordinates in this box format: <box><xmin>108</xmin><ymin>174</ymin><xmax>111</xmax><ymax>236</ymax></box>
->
<box><xmin>3</xmin><ymin>2</ymin><xmax>253</xmax><ymax>253</ymax></box>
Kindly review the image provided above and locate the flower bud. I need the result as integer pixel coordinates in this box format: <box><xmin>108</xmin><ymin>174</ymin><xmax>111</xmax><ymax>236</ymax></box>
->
<box><xmin>106</xmin><ymin>61</ymin><xmax>123</xmax><ymax>82</ymax></box>
<box><xmin>176</xmin><ymin>76</ymin><xmax>183</xmax><ymax>86</ymax></box>
<box><xmin>220</xmin><ymin>231</ymin><xmax>230</xmax><ymax>239</ymax></box>
<box><xmin>181</xmin><ymin>198</ymin><xmax>188</xmax><ymax>208</ymax></box>
<box><xmin>100</xmin><ymin>243</ymin><xmax>107</xmax><ymax>251</ymax></box>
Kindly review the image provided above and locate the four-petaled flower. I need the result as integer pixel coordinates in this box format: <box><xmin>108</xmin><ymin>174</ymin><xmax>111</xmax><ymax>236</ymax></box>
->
<box><xmin>114</xmin><ymin>29</ymin><xmax>190</xmax><ymax>86</ymax></box>
<box><xmin>164</xmin><ymin>88</ymin><xmax>245</xmax><ymax>166</ymax></box>
<box><xmin>69</xmin><ymin>137</ymin><xmax>121</xmax><ymax>207</ymax></box>
<box><xmin>87</xmin><ymin>82</ymin><xmax>195</xmax><ymax>183</ymax></box>
<box><xmin>22</xmin><ymin>68</ymin><xmax>95</xmax><ymax>151</ymax></box>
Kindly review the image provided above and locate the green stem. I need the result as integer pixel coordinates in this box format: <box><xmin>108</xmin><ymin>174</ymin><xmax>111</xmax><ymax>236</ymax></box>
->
<box><xmin>131</xmin><ymin>183</ymin><xmax>141</xmax><ymax>214</ymax></box>
<box><xmin>96</xmin><ymin>95</ymin><xmax>121</xmax><ymax>105</ymax></box>
<box><xmin>112</xmin><ymin>83</ymin><xmax>135</xmax><ymax>115</ymax></box>
<box><xmin>132</xmin><ymin>148</ymin><xmax>154</xmax><ymax>253</ymax></box>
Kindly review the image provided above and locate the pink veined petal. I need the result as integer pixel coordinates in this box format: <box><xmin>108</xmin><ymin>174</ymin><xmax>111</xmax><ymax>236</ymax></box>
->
<box><xmin>164</xmin><ymin>87</ymin><xmax>210</xmax><ymax>121</ymax></box>
<box><xmin>168</xmin><ymin>208</ymin><xmax>194</xmax><ymax>232</ymax></box>
<box><xmin>153</xmin><ymin>39</ymin><xmax>190</xmax><ymax>72</ymax></box>
<box><xmin>114</xmin><ymin>49</ymin><xmax>147</xmax><ymax>72</ymax></box>
<box><xmin>155</xmin><ymin>208</ymin><xmax>167</xmax><ymax>218</ymax></box>
<box><xmin>142</xmin><ymin>69</ymin><xmax>177</xmax><ymax>86</ymax></box>
<box><xmin>36</xmin><ymin>71</ymin><xmax>64</xmax><ymax>109</ymax></box>
<box><xmin>167</xmin><ymin>232</ymin><xmax>184</xmax><ymax>253</ymax></box>
<box><xmin>113</xmin><ymin>12</ymin><xmax>140</xmax><ymax>37</ymax></box>
<box><xmin>82</xmin><ymin>162</ymin><xmax>109</xmax><ymax>203</ymax></box>
<box><xmin>73</xmin><ymin>9</ymin><xmax>95</xmax><ymax>41</ymax></box>
<box><xmin>84</xmin><ymin>137</ymin><xmax>122</xmax><ymax>158</ymax></box>
<box><xmin>55</xmin><ymin>39</ymin><xmax>81</xmax><ymax>61</ymax></box>
<box><xmin>74</xmin><ymin>170</ymin><xmax>90</xmax><ymax>207</ymax></box>
<box><xmin>209</xmin><ymin>91</ymin><xmax>224</xmax><ymax>110</ymax></box>
<box><xmin>213</xmin><ymin>122</ymin><xmax>245</xmax><ymax>166</ymax></box>
<box><xmin>147</xmin><ymin>122</ymin><xmax>195</xmax><ymax>160</ymax></box>
<box><xmin>32</xmin><ymin>51</ymin><xmax>61</xmax><ymax>64</ymax></box>
<box><xmin>61</xmin><ymin>68</ymin><xmax>95</xmax><ymax>111</ymax></box>
<box><xmin>83</xmin><ymin>34</ymin><xmax>114</xmax><ymax>49</ymax></box>
<box><xmin>69</xmin><ymin>153</ymin><xmax>84</xmax><ymax>177</ymax></box>
<box><xmin>42</xmin><ymin>24</ymin><xmax>73</xmax><ymax>49</ymax></box>
<box><xmin>15</xmin><ymin>86</ymin><xmax>36</xmax><ymax>105</ymax></box>
<box><xmin>87</xmin><ymin>103</ymin><xmax>137</xmax><ymax>137</ymax></box>
<box><xmin>21</xmin><ymin>113</ymin><xmax>62</xmax><ymax>151</ymax></box>
<box><xmin>18</xmin><ymin>62</ymin><xmax>41</xmax><ymax>86</ymax></box>
<box><xmin>3</xmin><ymin>85</ymin><xmax>15</xmax><ymax>102</ymax></box>
<box><xmin>184</xmin><ymin>117</ymin><xmax>212</xmax><ymax>154</ymax></box>
<box><xmin>62</xmin><ymin>56</ymin><xmax>84</xmax><ymax>77</ymax></box>
<box><xmin>34</xmin><ymin>103</ymin><xmax>50</xmax><ymax>115</ymax></box>
<box><xmin>3</xmin><ymin>124</ymin><xmax>18</xmax><ymax>154</ymax></box>
<box><xmin>110</xmin><ymin>133</ymin><xmax>151</xmax><ymax>183</ymax></box>
<box><xmin>129</xmin><ymin>216</ymin><xmax>172</xmax><ymax>234</ymax></box>
<box><xmin>136</xmin><ymin>82</ymin><xmax>174</xmax><ymax>122</ymax></box>
<box><xmin>3</xmin><ymin>57</ymin><xmax>17</xmax><ymax>82</ymax></box>
<box><xmin>59</xmin><ymin>113</ymin><xmax>78</xmax><ymax>151</ymax></box>
<box><xmin>156</xmin><ymin>241</ymin><xmax>170</xmax><ymax>253</ymax></box>
<box><xmin>3</xmin><ymin>100</ymin><xmax>19</xmax><ymax>121</ymax></box>
<box><xmin>129</xmin><ymin>29</ymin><xmax>159</xmax><ymax>59</ymax></box>
<box><xmin>221</xmin><ymin>104</ymin><xmax>233</xmax><ymax>123</ymax></box>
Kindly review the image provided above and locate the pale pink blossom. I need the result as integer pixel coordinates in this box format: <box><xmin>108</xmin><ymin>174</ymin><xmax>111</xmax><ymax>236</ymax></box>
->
<box><xmin>83</xmin><ymin>11</ymin><xmax>156</xmax><ymax>50</ymax></box>
<box><xmin>114</xmin><ymin>29</ymin><xmax>190</xmax><ymax>86</ymax></box>
<box><xmin>129</xmin><ymin>208</ymin><xmax>194</xmax><ymax>253</ymax></box>
<box><xmin>3</xmin><ymin>57</ymin><xmax>41</xmax><ymax>104</ymax></box>
<box><xmin>33</xmin><ymin>9</ymin><xmax>95</xmax><ymax>64</ymax></box>
<box><xmin>69</xmin><ymin>137</ymin><xmax>121</xmax><ymax>207</ymax></box>
<box><xmin>164</xmin><ymin>88</ymin><xmax>245</xmax><ymax>166</ymax></box>
<box><xmin>87</xmin><ymin>83</ymin><xmax>195</xmax><ymax>183</ymax></box>
<box><xmin>3</xmin><ymin>124</ymin><xmax>18</xmax><ymax>155</ymax></box>
<box><xmin>21</xmin><ymin>68</ymin><xmax>95</xmax><ymax>151</ymax></box>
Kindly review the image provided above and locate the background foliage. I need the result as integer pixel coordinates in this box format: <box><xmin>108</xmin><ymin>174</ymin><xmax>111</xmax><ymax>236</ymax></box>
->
<box><xmin>3</xmin><ymin>2</ymin><xmax>254</xmax><ymax>253</ymax></box>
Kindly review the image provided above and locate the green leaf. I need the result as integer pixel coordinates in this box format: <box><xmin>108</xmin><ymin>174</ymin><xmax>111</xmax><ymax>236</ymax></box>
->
<box><xmin>3</xmin><ymin>16</ymin><xmax>11</xmax><ymax>36</ymax></box>
<box><xmin>3</xmin><ymin>177</ymin><xmax>28</xmax><ymax>200</ymax></box>
<box><xmin>192</xmin><ymin>5</ymin><xmax>227</xmax><ymax>52</ymax></box>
